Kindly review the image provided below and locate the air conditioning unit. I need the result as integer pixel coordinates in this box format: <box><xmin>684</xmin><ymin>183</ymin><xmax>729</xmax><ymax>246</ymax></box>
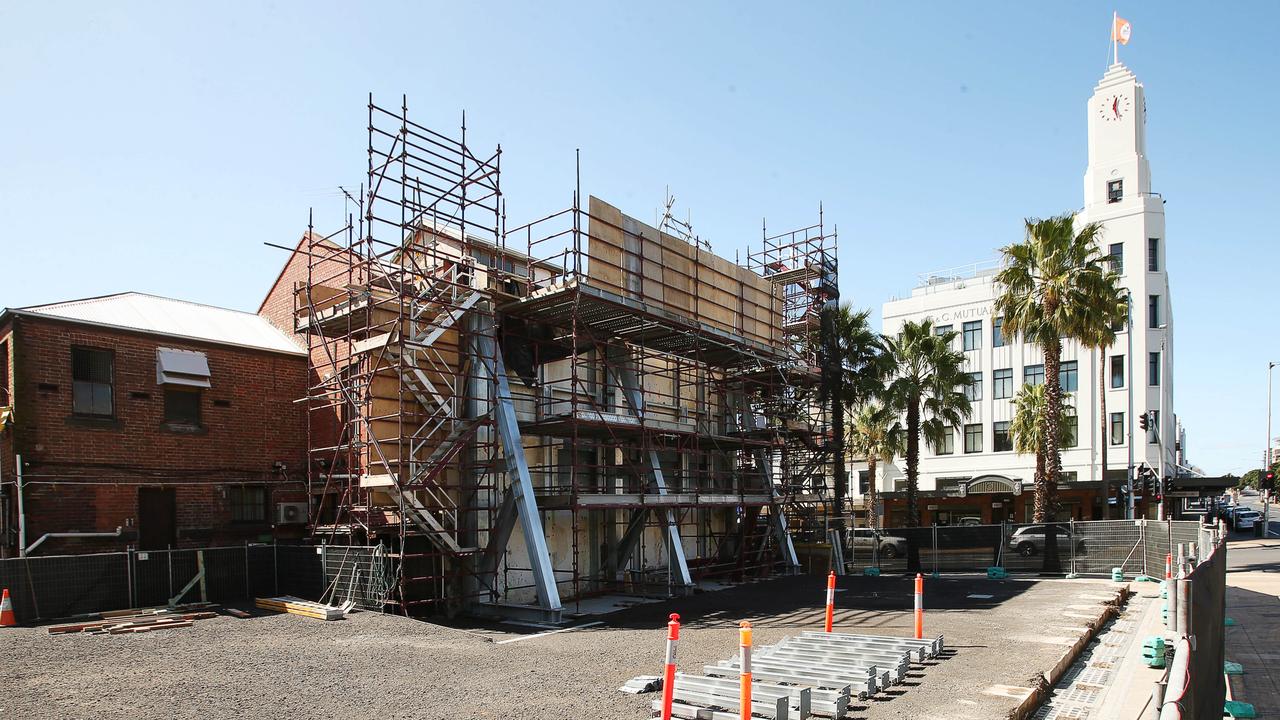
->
<box><xmin>276</xmin><ymin>502</ymin><xmax>308</xmax><ymax>525</ymax></box>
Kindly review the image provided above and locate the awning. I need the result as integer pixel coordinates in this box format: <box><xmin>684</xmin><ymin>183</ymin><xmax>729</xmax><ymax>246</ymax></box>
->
<box><xmin>156</xmin><ymin>348</ymin><xmax>211</xmax><ymax>388</ymax></box>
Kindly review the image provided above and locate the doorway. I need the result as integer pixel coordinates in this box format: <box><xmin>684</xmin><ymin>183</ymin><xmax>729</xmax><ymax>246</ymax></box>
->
<box><xmin>138</xmin><ymin>487</ymin><xmax>176</xmax><ymax>550</ymax></box>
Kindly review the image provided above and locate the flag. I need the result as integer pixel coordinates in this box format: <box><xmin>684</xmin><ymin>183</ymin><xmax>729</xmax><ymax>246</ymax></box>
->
<box><xmin>1113</xmin><ymin>15</ymin><xmax>1132</xmax><ymax>45</ymax></box>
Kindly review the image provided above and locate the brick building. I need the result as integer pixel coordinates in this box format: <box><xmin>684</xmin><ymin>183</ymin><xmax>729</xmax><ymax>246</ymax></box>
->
<box><xmin>0</xmin><ymin>292</ymin><xmax>308</xmax><ymax>557</ymax></box>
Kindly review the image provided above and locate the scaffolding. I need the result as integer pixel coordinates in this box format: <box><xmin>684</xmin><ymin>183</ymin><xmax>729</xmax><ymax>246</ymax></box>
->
<box><xmin>292</xmin><ymin>97</ymin><xmax>841</xmax><ymax>620</ymax></box>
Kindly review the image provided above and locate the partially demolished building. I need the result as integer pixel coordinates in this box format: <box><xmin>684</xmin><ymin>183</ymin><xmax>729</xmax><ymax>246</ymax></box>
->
<box><xmin>280</xmin><ymin>98</ymin><xmax>841</xmax><ymax>620</ymax></box>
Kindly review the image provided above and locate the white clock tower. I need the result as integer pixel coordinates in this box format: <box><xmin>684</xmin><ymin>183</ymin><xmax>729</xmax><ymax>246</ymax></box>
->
<box><xmin>1078</xmin><ymin>61</ymin><xmax>1176</xmax><ymax>494</ymax></box>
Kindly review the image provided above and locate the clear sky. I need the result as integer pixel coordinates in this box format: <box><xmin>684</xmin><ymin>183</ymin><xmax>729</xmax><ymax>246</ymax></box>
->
<box><xmin>2</xmin><ymin>2</ymin><xmax>1276</xmax><ymax>475</ymax></box>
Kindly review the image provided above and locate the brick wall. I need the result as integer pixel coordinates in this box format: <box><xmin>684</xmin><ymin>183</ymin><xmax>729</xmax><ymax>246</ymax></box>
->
<box><xmin>3</xmin><ymin>314</ymin><xmax>309</xmax><ymax>555</ymax></box>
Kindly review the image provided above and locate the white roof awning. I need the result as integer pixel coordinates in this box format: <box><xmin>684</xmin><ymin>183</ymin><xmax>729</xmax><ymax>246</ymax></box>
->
<box><xmin>157</xmin><ymin>348</ymin><xmax>212</xmax><ymax>388</ymax></box>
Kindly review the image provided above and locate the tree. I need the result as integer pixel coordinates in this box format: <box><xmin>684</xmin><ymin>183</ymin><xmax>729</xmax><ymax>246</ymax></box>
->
<box><xmin>848</xmin><ymin>402</ymin><xmax>903</xmax><ymax>530</ymax></box>
<box><xmin>883</xmin><ymin>319</ymin><xmax>972</xmax><ymax>569</ymax></box>
<box><xmin>1010</xmin><ymin>383</ymin><xmax>1077</xmax><ymax>505</ymax></box>
<box><xmin>826</xmin><ymin>304</ymin><xmax>891</xmax><ymax>526</ymax></box>
<box><xmin>1078</xmin><ymin>275</ymin><xmax>1128</xmax><ymax>517</ymax></box>
<box><xmin>995</xmin><ymin>214</ymin><xmax>1121</xmax><ymax>524</ymax></box>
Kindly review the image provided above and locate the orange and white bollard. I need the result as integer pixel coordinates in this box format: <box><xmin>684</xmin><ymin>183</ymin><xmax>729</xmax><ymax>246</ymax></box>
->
<box><xmin>660</xmin><ymin>613</ymin><xmax>680</xmax><ymax>720</ymax></box>
<box><xmin>914</xmin><ymin>573</ymin><xmax>924</xmax><ymax>640</ymax></box>
<box><xmin>824</xmin><ymin>570</ymin><xmax>836</xmax><ymax>632</ymax></box>
<box><xmin>1165</xmin><ymin>553</ymin><xmax>1172</xmax><ymax>580</ymax></box>
<box><xmin>739</xmin><ymin>621</ymin><xmax>753</xmax><ymax>720</ymax></box>
<box><xmin>0</xmin><ymin>588</ymin><xmax>15</xmax><ymax>627</ymax></box>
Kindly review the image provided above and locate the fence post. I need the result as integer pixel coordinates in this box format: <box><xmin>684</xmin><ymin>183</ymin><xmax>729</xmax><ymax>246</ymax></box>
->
<box><xmin>244</xmin><ymin>542</ymin><xmax>251</xmax><ymax>599</ymax></box>
<box><xmin>932</xmin><ymin>524</ymin><xmax>938</xmax><ymax>577</ymax></box>
<box><xmin>167</xmin><ymin>548</ymin><xmax>174</xmax><ymax>601</ymax></box>
<box><xmin>1176</xmin><ymin>574</ymin><xmax>1190</xmax><ymax>640</ymax></box>
<box><xmin>273</xmin><ymin>539</ymin><xmax>279</xmax><ymax>596</ymax></box>
<box><xmin>126</xmin><ymin>548</ymin><xmax>135</xmax><ymax>609</ymax></box>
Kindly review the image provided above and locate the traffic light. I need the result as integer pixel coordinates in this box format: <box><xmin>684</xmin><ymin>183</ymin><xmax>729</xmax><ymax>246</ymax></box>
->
<box><xmin>1138</xmin><ymin>412</ymin><xmax>1150</xmax><ymax>431</ymax></box>
<box><xmin>1264</xmin><ymin>470</ymin><xmax>1277</xmax><ymax>491</ymax></box>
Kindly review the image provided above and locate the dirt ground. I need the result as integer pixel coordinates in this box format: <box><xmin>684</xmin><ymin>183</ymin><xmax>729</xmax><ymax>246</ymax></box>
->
<box><xmin>3</xmin><ymin>573</ymin><xmax>1121</xmax><ymax>720</ymax></box>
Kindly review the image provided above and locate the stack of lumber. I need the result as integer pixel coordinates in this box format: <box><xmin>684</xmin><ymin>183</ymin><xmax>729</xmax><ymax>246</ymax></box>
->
<box><xmin>253</xmin><ymin>596</ymin><xmax>350</xmax><ymax>621</ymax></box>
<box><xmin>49</xmin><ymin>604</ymin><xmax>220</xmax><ymax>635</ymax></box>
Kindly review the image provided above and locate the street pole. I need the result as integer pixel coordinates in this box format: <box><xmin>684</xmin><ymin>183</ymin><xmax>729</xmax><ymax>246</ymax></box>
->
<box><xmin>1267</xmin><ymin>361</ymin><xmax>1276</xmax><ymax>532</ymax></box>
<box><xmin>1157</xmin><ymin>334</ymin><xmax>1166</xmax><ymax>521</ymax></box>
<box><xmin>1126</xmin><ymin>291</ymin><xmax>1135</xmax><ymax>520</ymax></box>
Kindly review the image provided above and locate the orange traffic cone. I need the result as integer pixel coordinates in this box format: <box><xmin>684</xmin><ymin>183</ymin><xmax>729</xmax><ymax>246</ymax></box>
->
<box><xmin>0</xmin><ymin>588</ymin><xmax>15</xmax><ymax>626</ymax></box>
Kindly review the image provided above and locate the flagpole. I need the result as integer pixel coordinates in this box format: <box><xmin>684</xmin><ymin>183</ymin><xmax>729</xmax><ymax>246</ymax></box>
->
<box><xmin>1112</xmin><ymin>11</ymin><xmax>1119</xmax><ymax>65</ymax></box>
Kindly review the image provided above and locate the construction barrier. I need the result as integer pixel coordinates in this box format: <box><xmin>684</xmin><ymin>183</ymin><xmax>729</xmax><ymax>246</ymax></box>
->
<box><xmin>823</xmin><ymin>571</ymin><xmax>835</xmax><ymax>632</ymax></box>
<box><xmin>0</xmin><ymin>542</ymin><xmax>391</xmax><ymax>623</ymax></box>
<box><xmin>913</xmin><ymin>573</ymin><xmax>923</xmax><ymax>639</ymax></box>
<box><xmin>660</xmin><ymin>613</ymin><xmax>680</xmax><ymax>720</ymax></box>
<box><xmin>1158</xmin><ymin>539</ymin><xmax>1226</xmax><ymax>720</ymax></box>
<box><xmin>840</xmin><ymin>519</ymin><xmax>1211</xmax><ymax>577</ymax></box>
<box><xmin>739</xmin><ymin>621</ymin><xmax>752</xmax><ymax>720</ymax></box>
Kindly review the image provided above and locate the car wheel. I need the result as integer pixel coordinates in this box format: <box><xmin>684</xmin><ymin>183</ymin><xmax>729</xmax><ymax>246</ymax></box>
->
<box><xmin>880</xmin><ymin>544</ymin><xmax>899</xmax><ymax>559</ymax></box>
<box><xmin>1017</xmin><ymin>541</ymin><xmax>1037</xmax><ymax>557</ymax></box>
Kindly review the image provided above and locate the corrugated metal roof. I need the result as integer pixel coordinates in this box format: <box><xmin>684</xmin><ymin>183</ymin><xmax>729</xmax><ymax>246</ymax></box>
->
<box><xmin>10</xmin><ymin>292</ymin><xmax>304</xmax><ymax>356</ymax></box>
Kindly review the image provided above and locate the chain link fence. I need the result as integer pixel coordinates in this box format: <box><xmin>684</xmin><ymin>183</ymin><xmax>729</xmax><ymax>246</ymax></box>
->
<box><xmin>0</xmin><ymin>543</ymin><xmax>392</xmax><ymax>623</ymax></box>
<box><xmin>842</xmin><ymin>519</ymin><xmax>1209</xmax><ymax>577</ymax></box>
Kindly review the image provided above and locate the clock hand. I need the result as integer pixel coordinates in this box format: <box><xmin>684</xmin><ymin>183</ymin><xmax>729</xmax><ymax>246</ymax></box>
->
<box><xmin>1112</xmin><ymin>98</ymin><xmax>1119</xmax><ymax>117</ymax></box>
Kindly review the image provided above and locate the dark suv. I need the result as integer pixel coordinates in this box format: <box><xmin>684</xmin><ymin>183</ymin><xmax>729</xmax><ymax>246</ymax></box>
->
<box><xmin>1007</xmin><ymin>525</ymin><xmax>1085</xmax><ymax>557</ymax></box>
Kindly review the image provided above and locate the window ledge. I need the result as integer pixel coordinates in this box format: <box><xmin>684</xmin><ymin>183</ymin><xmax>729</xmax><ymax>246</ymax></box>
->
<box><xmin>65</xmin><ymin>415</ymin><xmax>121</xmax><ymax>430</ymax></box>
<box><xmin>161</xmin><ymin>422</ymin><xmax>208</xmax><ymax>436</ymax></box>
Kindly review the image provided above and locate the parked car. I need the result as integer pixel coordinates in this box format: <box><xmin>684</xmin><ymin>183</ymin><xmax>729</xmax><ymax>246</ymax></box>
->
<box><xmin>847</xmin><ymin>528</ymin><xmax>908</xmax><ymax>559</ymax></box>
<box><xmin>1234</xmin><ymin>511</ymin><xmax>1261</xmax><ymax>532</ymax></box>
<box><xmin>956</xmin><ymin>516</ymin><xmax>983</xmax><ymax>526</ymax></box>
<box><xmin>1007</xmin><ymin>525</ymin><xmax>1085</xmax><ymax>557</ymax></box>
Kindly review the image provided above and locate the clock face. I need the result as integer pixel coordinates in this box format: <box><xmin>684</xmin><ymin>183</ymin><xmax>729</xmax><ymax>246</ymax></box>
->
<box><xmin>1099</xmin><ymin>94</ymin><xmax>1131</xmax><ymax>122</ymax></box>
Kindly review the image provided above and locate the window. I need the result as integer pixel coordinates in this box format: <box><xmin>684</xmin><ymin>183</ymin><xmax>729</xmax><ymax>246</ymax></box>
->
<box><xmin>1148</xmin><ymin>237</ymin><xmax>1160</xmax><ymax>272</ymax></box>
<box><xmin>1059</xmin><ymin>361</ymin><xmax>1078</xmax><ymax>392</ymax></box>
<box><xmin>1063</xmin><ymin>414</ymin><xmax>1079</xmax><ymax>448</ymax></box>
<box><xmin>1023</xmin><ymin>364</ymin><xmax>1045</xmax><ymax>387</ymax></box>
<box><xmin>228</xmin><ymin>485</ymin><xmax>268</xmax><ymax>523</ymax></box>
<box><xmin>962</xmin><ymin>321</ymin><xmax>982</xmax><ymax>351</ymax></box>
<box><xmin>1148</xmin><ymin>352</ymin><xmax>1161</xmax><ymax>386</ymax></box>
<box><xmin>1108</xmin><ymin>243</ymin><xmax>1124</xmax><ymax>274</ymax></box>
<box><xmin>1060</xmin><ymin>471</ymin><xmax>1078</xmax><ymax>484</ymax></box>
<box><xmin>857</xmin><ymin>471</ymin><xmax>869</xmax><ymax>495</ymax></box>
<box><xmin>0</xmin><ymin>339</ymin><xmax>8</xmax><ymax>406</ymax></box>
<box><xmin>71</xmin><ymin>347</ymin><xmax>114</xmax><ymax>417</ymax></box>
<box><xmin>1148</xmin><ymin>295</ymin><xmax>1160</xmax><ymax>328</ymax></box>
<box><xmin>1147</xmin><ymin>409</ymin><xmax>1160</xmax><ymax>444</ymax></box>
<box><xmin>993</xmin><ymin>421</ymin><xmax>1012</xmax><ymax>452</ymax></box>
<box><xmin>993</xmin><ymin>316</ymin><xmax>1005</xmax><ymax>347</ymax></box>
<box><xmin>1107</xmin><ymin>179</ymin><xmax>1123</xmax><ymax>203</ymax></box>
<box><xmin>964</xmin><ymin>372</ymin><xmax>982</xmax><ymax>402</ymax></box>
<box><xmin>934</xmin><ymin>324</ymin><xmax>953</xmax><ymax>343</ymax></box>
<box><xmin>964</xmin><ymin>423</ymin><xmax>983</xmax><ymax>453</ymax></box>
<box><xmin>935</xmin><ymin>428</ymin><xmax>955</xmax><ymax>455</ymax></box>
<box><xmin>164</xmin><ymin>387</ymin><xmax>202</xmax><ymax>426</ymax></box>
<box><xmin>1110</xmin><ymin>412</ymin><xmax>1125</xmax><ymax>446</ymax></box>
<box><xmin>994</xmin><ymin>368</ymin><xmax>1014</xmax><ymax>399</ymax></box>
<box><xmin>1111</xmin><ymin>355</ymin><xmax>1125</xmax><ymax>388</ymax></box>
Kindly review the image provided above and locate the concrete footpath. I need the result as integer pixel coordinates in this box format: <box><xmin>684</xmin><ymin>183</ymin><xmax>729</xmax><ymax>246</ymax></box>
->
<box><xmin>1225</xmin><ymin>539</ymin><xmax>1280</xmax><ymax>719</ymax></box>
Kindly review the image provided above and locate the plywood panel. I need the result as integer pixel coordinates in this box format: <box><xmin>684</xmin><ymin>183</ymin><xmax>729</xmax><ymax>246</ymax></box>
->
<box><xmin>586</xmin><ymin>196</ymin><xmax>781</xmax><ymax>347</ymax></box>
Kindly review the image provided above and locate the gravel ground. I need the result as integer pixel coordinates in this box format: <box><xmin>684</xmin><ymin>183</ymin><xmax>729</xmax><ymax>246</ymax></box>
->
<box><xmin>3</xmin><ymin>574</ymin><xmax>1118</xmax><ymax>720</ymax></box>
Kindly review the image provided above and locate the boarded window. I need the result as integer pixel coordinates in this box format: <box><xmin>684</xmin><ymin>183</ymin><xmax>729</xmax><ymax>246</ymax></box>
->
<box><xmin>164</xmin><ymin>387</ymin><xmax>202</xmax><ymax>426</ymax></box>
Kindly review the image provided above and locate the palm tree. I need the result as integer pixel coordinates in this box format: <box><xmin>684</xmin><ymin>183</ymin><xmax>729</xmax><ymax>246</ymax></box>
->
<box><xmin>848</xmin><ymin>403</ymin><xmax>903</xmax><ymax>530</ymax></box>
<box><xmin>994</xmin><ymin>214</ymin><xmax>1120</xmax><ymax>524</ymax></box>
<box><xmin>883</xmin><ymin>319</ymin><xmax>972</xmax><ymax>572</ymax></box>
<box><xmin>1010</xmin><ymin>383</ymin><xmax>1077</xmax><ymax>499</ymax></box>
<box><xmin>1010</xmin><ymin>382</ymin><xmax>1077</xmax><ymax>572</ymax></box>
<box><xmin>826</xmin><ymin>304</ymin><xmax>891</xmax><ymax>526</ymax></box>
<box><xmin>1078</xmin><ymin>281</ymin><xmax>1128</xmax><ymax>517</ymax></box>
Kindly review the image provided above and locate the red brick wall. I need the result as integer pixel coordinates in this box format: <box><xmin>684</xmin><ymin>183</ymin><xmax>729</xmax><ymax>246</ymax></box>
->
<box><xmin>4</xmin><ymin>314</ymin><xmax>309</xmax><ymax>555</ymax></box>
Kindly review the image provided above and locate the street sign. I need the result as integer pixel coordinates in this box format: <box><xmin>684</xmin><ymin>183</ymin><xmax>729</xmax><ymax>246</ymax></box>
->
<box><xmin>1165</xmin><ymin>490</ymin><xmax>1200</xmax><ymax>498</ymax></box>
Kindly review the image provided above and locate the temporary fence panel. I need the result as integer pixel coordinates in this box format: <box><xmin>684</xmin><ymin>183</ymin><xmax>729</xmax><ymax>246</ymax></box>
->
<box><xmin>1164</xmin><ymin>540</ymin><xmax>1226</xmax><ymax>719</ymax></box>
<box><xmin>0</xmin><ymin>542</ymin><xmax>392</xmax><ymax>622</ymax></box>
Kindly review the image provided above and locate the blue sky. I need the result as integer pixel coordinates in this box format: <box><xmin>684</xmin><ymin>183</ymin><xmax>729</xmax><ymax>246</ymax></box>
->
<box><xmin>2</xmin><ymin>2</ymin><xmax>1275</xmax><ymax>475</ymax></box>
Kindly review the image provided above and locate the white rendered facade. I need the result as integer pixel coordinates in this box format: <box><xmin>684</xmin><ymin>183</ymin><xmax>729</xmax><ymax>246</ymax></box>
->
<box><xmin>865</xmin><ymin>62</ymin><xmax>1177</xmax><ymax>520</ymax></box>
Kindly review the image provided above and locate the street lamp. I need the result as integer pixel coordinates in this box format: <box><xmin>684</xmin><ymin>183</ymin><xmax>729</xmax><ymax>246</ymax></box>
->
<box><xmin>1267</xmin><ymin>361</ymin><xmax>1278</xmax><ymax>533</ymax></box>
